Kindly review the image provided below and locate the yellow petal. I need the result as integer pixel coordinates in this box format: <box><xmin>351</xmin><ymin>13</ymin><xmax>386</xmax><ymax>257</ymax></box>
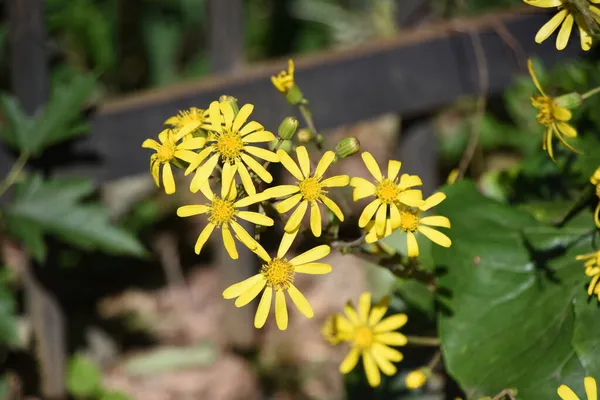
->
<box><xmin>320</xmin><ymin>195</ymin><xmax>344</xmax><ymax>221</ymax></box>
<box><xmin>238</xmin><ymin>163</ymin><xmax>256</xmax><ymax>195</ymax></box>
<box><xmin>374</xmin><ymin>313</ymin><xmax>408</xmax><ymax>333</ymax></box>
<box><xmin>162</xmin><ymin>163</ymin><xmax>176</xmax><ymax>194</ymax></box>
<box><xmin>294</xmin><ymin>262</ymin><xmax>332</xmax><ymax>274</ymax></box>
<box><xmin>535</xmin><ymin>9</ymin><xmax>568</xmax><ymax>44</ymax></box>
<box><xmin>275</xmin><ymin>290</ymin><xmax>288</xmax><ymax>330</ymax></box>
<box><xmin>233</xmin><ymin>104</ymin><xmax>254</xmax><ymax>132</ymax></box>
<box><xmin>254</xmin><ymin>287</ymin><xmax>272</xmax><ymax>328</ymax></box>
<box><xmin>278</xmin><ymin>230</ymin><xmax>298</xmax><ymax>259</ymax></box>
<box><xmin>176</xmin><ymin>124</ymin><xmax>203</xmax><ymax>142</ymax></box>
<box><xmin>223</xmin><ymin>274</ymin><xmax>264</xmax><ymax>299</ymax></box>
<box><xmin>219</xmin><ymin>101</ymin><xmax>235</xmax><ymax>129</ymax></box>
<box><xmin>557</xmin><ymin>13</ymin><xmax>574</xmax><ymax>50</ymax></box>
<box><xmin>586</xmin><ymin>377</ymin><xmax>597</xmax><ymax>400</ymax></box>
<box><xmin>289</xmin><ymin>244</ymin><xmax>331</xmax><ymax>265</ymax></box>
<box><xmin>230</xmin><ymin>221</ymin><xmax>271</xmax><ymax>261</ymax></box>
<box><xmin>185</xmin><ymin>147</ymin><xmax>214</xmax><ymax>175</ymax></box>
<box><xmin>158</xmin><ymin>129</ymin><xmax>170</xmax><ymax>144</ymax></box>
<box><xmin>339</xmin><ymin>347</ymin><xmax>360</xmax><ymax>374</ymax></box>
<box><xmin>375</xmin><ymin>332</ymin><xmax>408</xmax><ymax>346</ymax></box>
<box><xmin>243</xmin><ymin>130</ymin><xmax>276</xmax><ymax>143</ymax></box>
<box><xmin>375</xmin><ymin>203</ymin><xmax>387</xmax><ymax>236</ymax></box>
<box><xmin>363</xmin><ymin>351</ymin><xmax>381</xmax><ymax>387</ymax></box>
<box><xmin>288</xmin><ymin>284</ymin><xmax>314</xmax><ymax>318</ymax></box>
<box><xmin>398</xmin><ymin>189</ymin><xmax>424</xmax><ymax>207</ymax></box>
<box><xmin>235</xmin><ymin>278</ymin><xmax>267</xmax><ymax>307</ymax></box>
<box><xmin>359</xmin><ymin>199</ymin><xmax>382</xmax><ymax>228</ymax></box>
<box><xmin>418</xmin><ymin>225</ymin><xmax>451</xmax><ymax>248</ymax></box>
<box><xmin>555</xmin><ymin>121</ymin><xmax>577</xmax><ymax>138</ymax></box>
<box><xmin>353</xmin><ymin>180</ymin><xmax>377</xmax><ymax>201</ymax></box>
<box><xmin>151</xmin><ymin>159</ymin><xmax>160</xmax><ymax>187</ymax></box>
<box><xmin>368</xmin><ymin>296</ymin><xmax>389</xmax><ymax>326</ymax></box>
<box><xmin>233</xmin><ymin>191</ymin><xmax>270</xmax><ymax>208</ymax></box>
<box><xmin>370</xmin><ymin>348</ymin><xmax>397</xmax><ymax>376</ymax></box>
<box><xmin>545</xmin><ymin>128</ymin><xmax>555</xmax><ymax>161</ymax></box>
<box><xmin>296</xmin><ymin>146</ymin><xmax>311</xmax><ymax>178</ymax></box>
<box><xmin>579</xmin><ymin>24</ymin><xmax>592</xmax><ymax>51</ymax></box>
<box><xmin>553</xmin><ymin>106</ymin><xmax>572</xmax><ymax>121</ymax></box>
<box><xmin>174</xmin><ymin>149</ymin><xmax>199</xmax><ymax>164</ymax></box>
<box><xmin>222</xmin><ymin>225</ymin><xmax>239</xmax><ymax>259</ymax></box>
<box><xmin>420</xmin><ymin>215</ymin><xmax>451</xmax><ymax>228</ymax></box>
<box><xmin>387</xmin><ymin>160</ymin><xmax>402</xmax><ymax>180</ymax></box>
<box><xmin>142</xmin><ymin>138</ymin><xmax>161</xmax><ymax>150</ymax></box>
<box><xmin>244</xmin><ymin>146</ymin><xmax>279</xmax><ymax>162</ymax></box>
<box><xmin>344</xmin><ymin>301</ymin><xmax>360</xmax><ymax>325</ymax></box>
<box><xmin>372</xmin><ymin>342</ymin><xmax>403</xmax><ymax>362</ymax></box>
<box><xmin>239</xmin><ymin>121</ymin><xmax>263</xmax><ymax>136</ymax></box>
<box><xmin>321</xmin><ymin>175</ymin><xmax>350</xmax><ymax>187</ymax></box>
<box><xmin>177</xmin><ymin>205</ymin><xmax>210</xmax><ymax>217</ymax></box>
<box><xmin>265</xmin><ymin>185</ymin><xmax>300</xmax><ymax>198</ymax></box>
<box><xmin>523</xmin><ymin>0</ymin><xmax>562</xmax><ymax>7</ymax></box>
<box><xmin>527</xmin><ymin>59</ymin><xmax>546</xmax><ymax>96</ymax></box>
<box><xmin>314</xmin><ymin>151</ymin><xmax>336</xmax><ymax>179</ymax></box>
<box><xmin>361</xmin><ymin>152</ymin><xmax>383</xmax><ymax>181</ymax></box>
<box><xmin>237</xmin><ymin>211</ymin><xmax>274</xmax><ymax>226</ymax></box>
<box><xmin>284</xmin><ymin>200</ymin><xmax>308</xmax><ymax>232</ymax></box>
<box><xmin>390</xmin><ymin>203</ymin><xmax>401</xmax><ymax>229</ymax></box>
<box><xmin>358</xmin><ymin>292</ymin><xmax>371</xmax><ymax>323</ymax></box>
<box><xmin>190</xmin><ymin>153</ymin><xmax>220</xmax><ymax>193</ymax></box>
<box><xmin>420</xmin><ymin>192</ymin><xmax>446</xmax><ymax>211</ymax></box>
<box><xmin>398</xmin><ymin>174</ymin><xmax>422</xmax><ymax>189</ymax></box>
<box><xmin>553</xmin><ymin>125</ymin><xmax>582</xmax><ymax>154</ymax></box>
<box><xmin>241</xmin><ymin>154</ymin><xmax>273</xmax><ymax>183</ymax></box>
<box><xmin>208</xmin><ymin>101</ymin><xmax>222</xmax><ymax>132</ymax></box>
<box><xmin>221</xmin><ymin>162</ymin><xmax>238</xmax><ymax>198</ymax></box>
<box><xmin>199</xmin><ymin>180</ymin><xmax>214</xmax><ymax>201</ymax></box>
<box><xmin>557</xmin><ymin>384</ymin><xmax>581</xmax><ymax>400</ymax></box>
<box><xmin>195</xmin><ymin>223</ymin><xmax>215</xmax><ymax>254</ymax></box>
<box><xmin>275</xmin><ymin>193</ymin><xmax>303</xmax><ymax>213</ymax></box>
<box><xmin>277</xmin><ymin>149</ymin><xmax>304</xmax><ymax>180</ymax></box>
<box><xmin>310</xmin><ymin>202</ymin><xmax>322</xmax><ymax>237</ymax></box>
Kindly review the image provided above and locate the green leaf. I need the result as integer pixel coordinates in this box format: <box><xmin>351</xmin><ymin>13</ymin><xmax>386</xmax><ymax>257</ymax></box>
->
<box><xmin>0</xmin><ymin>95</ymin><xmax>34</xmax><ymax>151</ymax></box>
<box><xmin>0</xmin><ymin>279</ymin><xmax>17</xmax><ymax>346</ymax></box>
<box><xmin>434</xmin><ymin>180</ymin><xmax>591</xmax><ymax>399</ymax></box>
<box><xmin>572</xmin><ymin>291</ymin><xmax>600</xmax><ymax>378</ymax></box>
<box><xmin>66</xmin><ymin>354</ymin><xmax>102</xmax><ymax>397</ymax></box>
<box><xmin>122</xmin><ymin>343</ymin><xmax>217</xmax><ymax>376</ymax></box>
<box><xmin>3</xmin><ymin>174</ymin><xmax>146</xmax><ymax>261</ymax></box>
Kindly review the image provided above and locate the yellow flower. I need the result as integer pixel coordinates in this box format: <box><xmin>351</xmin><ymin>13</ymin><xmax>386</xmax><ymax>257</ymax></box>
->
<box><xmin>591</xmin><ymin>167</ymin><xmax>600</xmax><ymax>228</ymax></box>
<box><xmin>576</xmin><ymin>251</ymin><xmax>600</xmax><ymax>300</ymax></box>
<box><xmin>176</xmin><ymin>182</ymin><xmax>273</xmax><ymax>259</ymax></box>
<box><xmin>524</xmin><ymin>0</ymin><xmax>599</xmax><ymax>51</ymax></box>
<box><xmin>271</xmin><ymin>59</ymin><xmax>295</xmax><ymax>93</ymax></box>
<box><xmin>558</xmin><ymin>376</ymin><xmax>597</xmax><ymax>400</ymax></box>
<box><xmin>528</xmin><ymin>59</ymin><xmax>581</xmax><ymax>160</ymax></box>
<box><xmin>334</xmin><ymin>292</ymin><xmax>407</xmax><ymax>387</ymax></box>
<box><xmin>164</xmin><ymin>107</ymin><xmax>208</xmax><ymax>138</ymax></box>
<box><xmin>366</xmin><ymin>192</ymin><xmax>451</xmax><ymax>257</ymax></box>
<box><xmin>186</xmin><ymin>100</ymin><xmax>279</xmax><ymax>195</ymax></box>
<box><xmin>405</xmin><ymin>369</ymin><xmax>428</xmax><ymax>389</ymax></box>
<box><xmin>322</xmin><ymin>313</ymin><xmax>352</xmax><ymax>345</ymax></box>
<box><xmin>264</xmin><ymin>147</ymin><xmax>349</xmax><ymax>237</ymax></box>
<box><xmin>350</xmin><ymin>152</ymin><xmax>424</xmax><ymax>236</ymax></box>
<box><xmin>222</xmin><ymin>237</ymin><xmax>332</xmax><ymax>330</ymax></box>
<box><xmin>142</xmin><ymin>126</ymin><xmax>205</xmax><ymax>194</ymax></box>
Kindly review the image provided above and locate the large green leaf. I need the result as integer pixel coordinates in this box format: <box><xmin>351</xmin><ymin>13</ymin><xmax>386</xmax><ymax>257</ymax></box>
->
<box><xmin>572</xmin><ymin>291</ymin><xmax>600</xmax><ymax>378</ymax></box>
<box><xmin>3</xmin><ymin>174</ymin><xmax>146</xmax><ymax>262</ymax></box>
<box><xmin>434</xmin><ymin>180</ymin><xmax>594</xmax><ymax>399</ymax></box>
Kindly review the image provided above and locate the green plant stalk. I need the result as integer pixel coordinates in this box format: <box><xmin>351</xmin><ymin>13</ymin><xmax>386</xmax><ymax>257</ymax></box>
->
<box><xmin>0</xmin><ymin>153</ymin><xmax>29</xmax><ymax>198</ymax></box>
<box><xmin>298</xmin><ymin>103</ymin><xmax>323</xmax><ymax>150</ymax></box>
<box><xmin>582</xmin><ymin>86</ymin><xmax>600</xmax><ymax>100</ymax></box>
<box><xmin>406</xmin><ymin>336</ymin><xmax>441</xmax><ymax>347</ymax></box>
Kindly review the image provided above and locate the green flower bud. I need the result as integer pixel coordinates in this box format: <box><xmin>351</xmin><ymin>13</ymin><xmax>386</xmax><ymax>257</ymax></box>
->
<box><xmin>285</xmin><ymin>85</ymin><xmax>304</xmax><ymax>106</ymax></box>
<box><xmin>278</xmin><ymin>117</ymin><xmax>299</xmax><ymax>140</ymax></box>
<box><xmin>335</xmin><ymin>137</ymin><xmax>360</xmax><ymax>159</ymax></box>
<box><xmin>219</xmin><ymin>95</ymin><xmax>239</xmax><ymax>116</ymax></box>
<box><xmin>297</xmin><ymin>128</ymin><xmax>314</xmax><ymax>143</ymax></box>
<box><xmin>554</xmin><ymin>92</ymin><xmax>582</xmax><ymax>109</ymax></box>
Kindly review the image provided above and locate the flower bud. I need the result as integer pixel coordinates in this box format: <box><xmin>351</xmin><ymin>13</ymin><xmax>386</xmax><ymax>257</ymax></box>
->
<box><xmin>591</xmin><ymin>167</ymin><xmax>600</xmax><ymax>186</ymax></box>
<box><xmin>297</xmin><ymin>128</ymin><xmax>314</xmax><ymax>143</ymax></box>
<box><xmin>278</xmin><ymin>117</ymin><xmax>299</xmax><ymax>140</ymax></box>
<box><xmin>285</xmin><ymin>85</ymin><xmax>304</xmax><ymax>106</ymax></box>
<box><xmin>219</xmin><ymin>95</ymin><xmax>239</xmax><ymax>116</ymax></box>
<box><xmin>405</xmin><ymin>369</ymin><xmax>428</xmax><ymax>389</ymax></box>
<box><xmin>554</xmin><ymin>92</ymin><xmax>582</xmax><ymax>109</ymax></box>
<box><xmin>335</xmin><ymin>137</ymin><xmax>360</xmax><ymax>159</ymax></box>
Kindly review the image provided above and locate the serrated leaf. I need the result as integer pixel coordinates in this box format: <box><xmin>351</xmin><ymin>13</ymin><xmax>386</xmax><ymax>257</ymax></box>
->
<box><xmin>3</xmin><ymin>174</ymin><xmax>146</xmax><ymax>261</ymax></box>
<box><xmin>434</xmin><ymin>180</ymin><xmax>591</xmax><ymax>399</ymax></box>
<box><xmin>66</xmin><ymin>354</ymin><xmax>102</xmax><ymax>397</ymax></box>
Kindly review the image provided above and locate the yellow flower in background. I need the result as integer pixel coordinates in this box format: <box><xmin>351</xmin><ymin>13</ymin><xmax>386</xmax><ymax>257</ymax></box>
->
<box><xmin>334</xmin><ymin>292</ymin><xmax>407</xmax><ymax>387</ymax></box>
<box><xmin>271</xmin><ymin>59</ymin><xmax>295</xmax><ymax>94</ymax></box>
<box><xmin>264</xmin><ymin>147</ymin><xmax>349</xmax><ymax>237</ymax></box>
<box><xmin>186</xmin><ymin>100</ymin><xmax>279</xmax><ymax>195</ymax></box>
<box><xmin>524</xmin><ymin>0</ymin><xmax>599</xmax><ymax>51</ymax></box>
<box><xmin>558</xmin><ymin>376</ymin><xmax>597</xmax><ymax>400</ymax></box>
<box><xmin>351</xmin><ymin>152</ymin><xmax>423</xmax><ymax>236</ymax></box>
<box><xmin>322</xmin><ymin>313</ymin><xmax>352</xmax><ymax>345</ymax></box>
<box><xmin>223</xmin><ymin>237</ymin><xmax>331</xmax><ymax>330</ymax></box>
<box><xmin>405</xmin><ymin>369</ymin><xmax>428</xmax><ymax>389</ymax></box>
<box><xmin>528</xmin><ymin>59</ymin><xmax>581</xmax><ymax>160</ymax></box>
<box><xmin>576</xmin><ymin>251</ymin><xmax>600</xmax><ymax>301</ymax></box>
<box><xmin>142</xmin><ymin>126</ymin><xmax>206</xmax><ymax>194</ymax></box>
<box><xmin>164</xmin><ymin>107</ymin><xmax>208</xmax><ymax>138</ymax></box>
<box><xmin>176</xmin><ymin>182</ymin><xmax>273</xmax><ymax>259</ymax></box>
<box><xmin>590</xmin><ymin>167</ymin><xmax>600</xmax><ymax>227</ymax></box>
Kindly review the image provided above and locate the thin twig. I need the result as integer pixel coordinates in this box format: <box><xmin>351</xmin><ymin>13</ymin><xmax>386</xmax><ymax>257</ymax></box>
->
<box><xmin>406</xmin><ymin>335</ymin><xmax>441</xmax><ymax>347</ymax></box>
<box><xmin>331</xmin><ymin>233</ymin><xmax>367</xmax><ymax>249</ymax></box>
<box><xmin>491</xmin><ymin>389</ymin><xmax>517</xmax><ymax>400</ymax></box>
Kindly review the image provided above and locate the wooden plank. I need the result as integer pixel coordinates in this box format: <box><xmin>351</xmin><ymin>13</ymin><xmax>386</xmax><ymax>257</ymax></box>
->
<box><xmin>0</xmin><ymin>8</ymin><xmax>581</xmax><ymax>181</ymax></box>
<box><xmin>208</xmin><ymin>0</ymin><xmax>244</xmax><ymax>73</ymax></box>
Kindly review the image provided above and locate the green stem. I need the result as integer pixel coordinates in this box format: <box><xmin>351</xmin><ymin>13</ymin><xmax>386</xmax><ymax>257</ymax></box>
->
<box><xmin>406</xmin><ymin>336</ymin><xmax>441</xmax><ymax>347</ymax></box>
<box><xmin>427</xmin><ymin>351</ymin><xmax>442</xmax><ymax>369</ymax></box>
<box><xmin>0</xmin><ymin>153</ymin><xmax>29</xmax><ymax>198</ymax></box>
<box><xmin>298</xmin><ymin>104</ymin><xmax>323</xmax><ymax>150</ymax></box>
<box><xmin>582</xmin><ymin>86</ymin><xmax>600</xmax><ymax>100</ymax></box>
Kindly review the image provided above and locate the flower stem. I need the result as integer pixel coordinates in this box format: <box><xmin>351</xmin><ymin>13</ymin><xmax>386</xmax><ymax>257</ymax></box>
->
<box><xmin>298</xmin><ymin>103</ymin><xmax>323</xmax><ymax>150</ymax></box>
<box><xmin>427</xmin><ymin>351</ymin><xmax>442</xmax><ymax>369</ymax></box>
<box><xmin>582</xmin><ymin>86</ymin><xmax>600</xmax><ymax>100</ymax></box>
<box><xmin>406</xmin><ymin>336</ymin><xmax>440</xmax><ymax>347</ymax></box>
<box><xmin>0</xmin><ymin>153</ymin><xmax>29</xmax><ymax>198</ymax></box>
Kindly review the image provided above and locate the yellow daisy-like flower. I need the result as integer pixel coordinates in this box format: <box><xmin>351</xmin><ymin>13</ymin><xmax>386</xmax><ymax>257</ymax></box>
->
<box><xmin>366</xmin><ymin>192</ymin><xmax>451</xmax><ymax>257</ymax></box>
<box><xmin>164</xmin><ymin>107</ymin><xmax>208</xmax><ymax>138</ymax></box>
<box><xmin>186</xmin><ymin>100</ymin><xmax>279</xmax><ymax>195</ymax></box>
<box><xmin>333</xmin><ymin>292</ymin><xmax>407</xmax><ymax>387</ymax></box>
<box><xmin>264</xmin><ymin>147</ymin><xmax>349</xmax><ymax>237</ymax></box>
<box><xmin>558</xmin><ymin>376</ymin><xmax>597</xmax><ymax>400</ymax></box>
<box><xmin>524</xmin><ymin>0</ymin><xmax>599</xmax><ymax>51</ymax></box>
<box><xmin>176</xmin><ymin>182</ymin><xmax>273</xmax><ymax>259</ymax></box>
<box><xmin>142</xmin><ymin>125</ymin><xmax>205</xmax><ymax>194</ymax></box>
<box><xmin>405</xmin><ymin>369</ymin><xmax>428</xmax><ymax>389</ymax></box>
<box><xmin>576</xmin><ymin>250</ymin><xmax>600</xmax><ymax>300</ymax></box>
<box><xmin>350</xmin><ymin>152</ymin><xmax>424</xmax><ymax>236</ymax></box>
<box><xmin>590</xmin><ymin>167</ymin><xmax>600</xmax><ymax>228</ymax></box>
<box><xmin>222</xmin><ymin>237</ymin><xmax>332</xmax><ymax>330</ymax></box>
<box><xmin>528</xmin><ymin>59</ymin><xmax>581</xmax><ymax>160</ymax></box>
<box><xmin>271</xmin><ymin>59</ymin><xmax>295</xmax><ymax>94</ymax></box>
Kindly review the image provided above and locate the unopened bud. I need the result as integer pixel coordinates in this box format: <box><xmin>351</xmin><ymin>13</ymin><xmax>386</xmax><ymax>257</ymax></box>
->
<box><xmin>591</xmin><ymin>166</ymin><xmax>600</xmax><ymax>185</ymax></box>
<box><xmin>219</xmin><ymin>95</ymin><xmax>239</xmax><ymax>116</ymax></box>
<box><xmin>285</xmin><ymin>85</ymin><xmax>304</xmax><ymax>106</ymax></box>
<box><xmin>405</xmin><ymin>369</ymin><xmax>429</xmax><ymax>389</ymax></box>
<box><xmin>554</xmin><ymin>92</ymin><xmax>582</xmax><ymax>109</ymax></box>
<box><xmin>278</xmin><ymin>117</ymin><xmax>299</xmax><ymax>140</ymax></box>
<box><xmin>335</xmin><ymin>137</ymin><xmax>360</xmax><ymax>159</ymax></box>
<box><xmin>297</xmin><ymin>128</ymin><xmax>314</xmax><ymax>143</ymax></box>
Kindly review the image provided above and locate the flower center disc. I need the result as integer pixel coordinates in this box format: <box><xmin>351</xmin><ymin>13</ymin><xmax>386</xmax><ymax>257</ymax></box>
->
<box><xmin>299</xmin><ymin>177</ymin><xmax>322</xmax><ymax>201</ymax></box>
<box><xmin>354</xmin><ymin>326</ymin><xmax>373</xmax><ymax>349</ymax></box>
<box><xmin>209</xmin><ymin>198</ymin><xmax>236</xmax><ymax>225</ymax></box>
<box><xmin>376</xmin><ymin>179</ymin><xmax>400</xmax><ymax>204</ymax></box>
<box><xmin>400</xmin><ymin>210</ymin><xmax>419</xmax><ymax>232</ymax></box>
<box><xmin>261</xmin><ymin>258</ymin><xmax>295</xmax><ymax>290</ymax></box>
<box><xmin>532</xmin><ymin>95</ymin><xmax>555</xmax><ymax>126</ymax></box>
<box><xmin>157</xmin><ymin>140</ymin><xmax>176</xmax><ymax>163</ymax></box>
<box><xmin>214</xmin><ymin>131</ymin><xmax>244</xmax><ymax>163</ymax></box>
